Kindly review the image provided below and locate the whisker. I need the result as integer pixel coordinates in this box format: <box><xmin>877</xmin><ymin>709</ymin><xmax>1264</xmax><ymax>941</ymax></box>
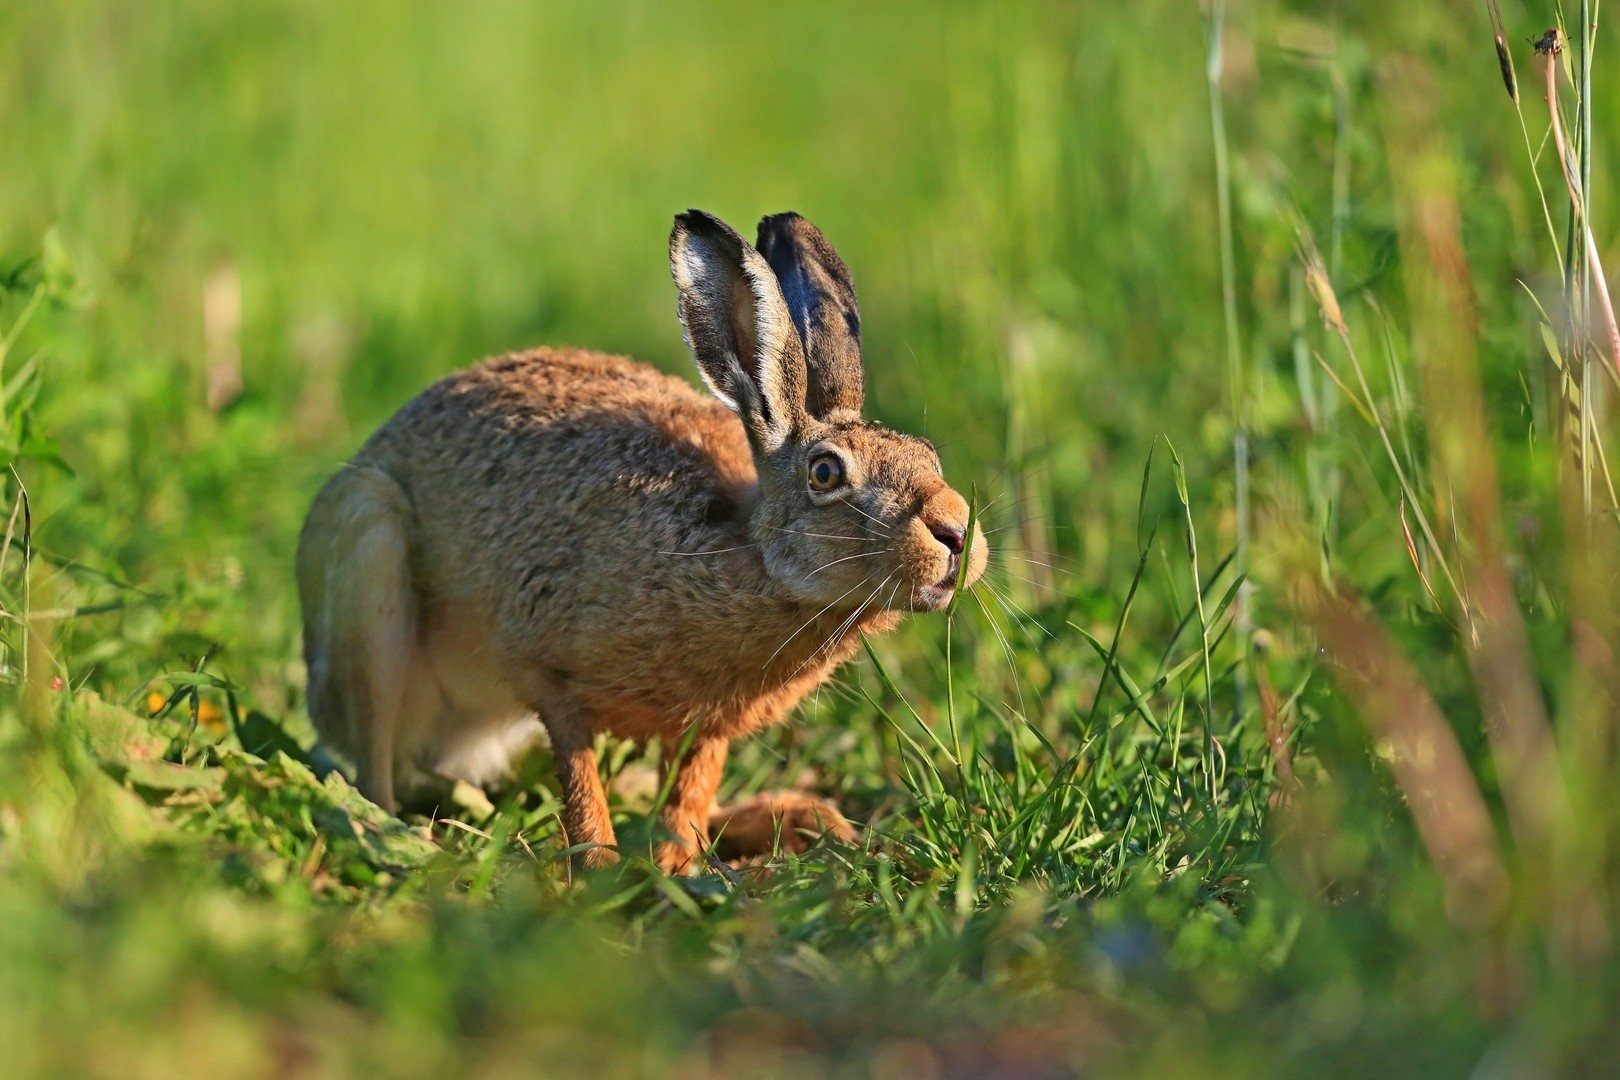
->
<box><xmin>983</xmin><ymin>519</ymin><xmax>1057</xmax><ymax>536</ymax></box>
<box><xmin>978</xmin><ymin>489</ymin><xmax>1037</xmax><ymax>514</ymax></box>
<box><xmin>982</xmin><ymin>502</ymin><xmax>1054</xmax><ymax>522</ymax></box>
<box><xmin>807</xmin><ymin>549</ymin><xmax>885</xmax><ymax>577</ymax></box>
<box><xmin>989</xmin><ymin>556</ymin><xmax>1069</xmax><ymax>582</ymax></box>
<box><xmin>999</xmin><ymin>552</ymin><xmax>1079</xmax><ymax>570</ymax></box>
<box><xmin>981</xmin><ymin>489</ymin><xmax>1016</xmax><ymax>512</ymax></box>
<box><xmin>980</xmin><ymin>584</ymin><xmax>1036</xmax><ymax>649</ymax></box>
<box><xmin>981</xmin><ymin>577</ymin><xmax>1054</xmax><ymax>641</ymax></box>
<box><xmin>833</xmin><ymin>574</ymin><xmax>891</xmax><ymax>640</ymax></box>
<box><xmin>979</xmin><ymin>516</ymin><xmax>1052</xmax><ymax>538</ymax></box>
<box><xmin>658</xmin><ymin>543</ymin><xmax>760</xmax><ymax>556</ymax></box>
<box><xmin>829</xmin><ymin>573</ymin><xmax>894</xmax><ymax>641</ymax></box>
<box><xmin>763</xmin><ymin>574</ymin><xmax>874</xmax><ymax>669</ymax></box>
<box><xmin>989</xmin><ymin>566</ymin><xmax>1059</xmax><ymax>592</ymax></box>
<box><xmin>843</xmin><ymin>502</ymin><xmax>892</xmax><ymax>533</ymax></box>
<box><xmin>759</xmin><ymin>524</ymin><xmax>870</xmax><ymax>542</ymax></box>
<box><xmin>790</xmin><ymin>572</ymin><xmax>894</xmax><ymax>679</ymax></box>
<box><xmin>972</xmin><ymin>588</ymin><xmax>1028</xmax><ymax>718</ymax></box>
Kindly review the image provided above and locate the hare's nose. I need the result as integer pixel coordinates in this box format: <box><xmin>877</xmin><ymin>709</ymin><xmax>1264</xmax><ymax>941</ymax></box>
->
<box><xmin>929</xmin><ymin>522</ymin><xmax>965</xmax><ymax>556</ymax></box>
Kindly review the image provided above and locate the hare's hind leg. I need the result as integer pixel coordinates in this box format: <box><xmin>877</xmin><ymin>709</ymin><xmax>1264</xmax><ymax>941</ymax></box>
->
<box><xmin>297</xmin><ymin>466</ymin><xmax>418</xmax><ymax>812</ymax></box>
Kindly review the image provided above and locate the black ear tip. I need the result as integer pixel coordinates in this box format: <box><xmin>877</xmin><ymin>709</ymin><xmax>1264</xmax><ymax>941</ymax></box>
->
<box><xmin>756</xmin><ymin>211</ymin><xmax>808</xmax><ymax>250</ymax></box>
<box><xmin>673</xmin><ymin>208</ymin><xmax>730</xmax><ymax>235</ymax></box>
<box><xmin>671</xmin><ymin>209</ymin><xmax>745</xmax><ymax>255</ymax></box>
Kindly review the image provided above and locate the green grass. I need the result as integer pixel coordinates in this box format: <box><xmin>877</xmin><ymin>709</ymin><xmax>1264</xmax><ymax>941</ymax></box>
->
<box><xmin>4</xmin><ymin>1</ymin><xmax>1620</xmax><ymax>1074</ymax></box>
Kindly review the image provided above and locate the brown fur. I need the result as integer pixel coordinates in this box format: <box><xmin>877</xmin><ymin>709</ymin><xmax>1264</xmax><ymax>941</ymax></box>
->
<box><xmin>297</xmin><ymin>211</ymin><xmax>986</xmax><ymax>872</ymax></box>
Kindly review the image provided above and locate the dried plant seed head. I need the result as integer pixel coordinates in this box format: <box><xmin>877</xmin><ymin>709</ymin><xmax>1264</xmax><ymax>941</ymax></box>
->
<box><xmin>1494</xmin><ymin>36</ymin><xmax>1518</xmax><ymax>103</ymax></box>
<box><xmin>1291</xmin><ymin>218</ymin><xmax>1348</xmax><ymax>336</ymax></box>
<box><xmin>1485</xmin><ymin>0</ymin><xmax>1517</xmax><ymax>103</ymax></box>
<box><xmin>1304</xmin><ymin>261</ymin><xmax>1346</xmax><ymax>336</ymax></box>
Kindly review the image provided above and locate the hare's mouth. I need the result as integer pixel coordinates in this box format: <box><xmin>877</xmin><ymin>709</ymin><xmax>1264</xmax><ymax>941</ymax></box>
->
<box><xmin>911</xmin><ymin>562</ymin><xmax>961</xmax><ymax>611</ymax></box>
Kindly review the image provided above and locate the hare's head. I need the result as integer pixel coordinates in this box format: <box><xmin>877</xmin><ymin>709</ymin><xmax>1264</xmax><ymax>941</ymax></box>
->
<box><xmin>671</xmin><ymin>210</ymin><xmax>986</xmax><ymax>613</ymax></box>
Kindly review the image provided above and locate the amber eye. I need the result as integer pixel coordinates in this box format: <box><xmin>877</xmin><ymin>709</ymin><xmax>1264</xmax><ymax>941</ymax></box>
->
<box><xmin>807</xmin><ymin>452</ymin><xmax>845</xmax><ymax>493</ymax></box>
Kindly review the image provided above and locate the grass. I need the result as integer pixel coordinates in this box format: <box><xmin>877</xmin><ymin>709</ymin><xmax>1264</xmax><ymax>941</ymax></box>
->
<box><xmin>4</xmin><ymin>0</ymin><xmax>1620</xmax><ymax>1073</ymax></box>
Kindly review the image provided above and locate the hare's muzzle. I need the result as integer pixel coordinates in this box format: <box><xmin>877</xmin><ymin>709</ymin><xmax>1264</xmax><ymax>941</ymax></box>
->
<box><xmin>908</xmin><ymin>499</ymin><xmax>986</xmax><ymax>611</ymax></box>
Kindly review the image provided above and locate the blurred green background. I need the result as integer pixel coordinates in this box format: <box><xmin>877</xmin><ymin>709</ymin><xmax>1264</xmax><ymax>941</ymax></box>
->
<box><xmin>5</xmin><ymin>0</ymin><xmax>1620</xmax><ymax>1074</ymax></box>
<box><xmin>2</xmin><ymin>0</ymin><xmax>1247</xmax><ymax>696</ymax></box>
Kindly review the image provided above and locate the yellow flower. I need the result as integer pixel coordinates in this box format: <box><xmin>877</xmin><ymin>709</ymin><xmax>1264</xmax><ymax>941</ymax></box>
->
<box><xmin>147</xmin><ymin>690</ymin><xmax>227</xmax><ymax>733</ymax></box>
<box><xmin>197</xmin><ymin>698</ymin><xmax>226</xmax><ymax>733</ymax></box>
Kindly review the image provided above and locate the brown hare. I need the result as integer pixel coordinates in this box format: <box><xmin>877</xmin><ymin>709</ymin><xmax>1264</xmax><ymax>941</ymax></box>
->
<box><xmin>297</xmin><ymin>210</ymin><xmax>986</xmax><ymax>873</ymax></box>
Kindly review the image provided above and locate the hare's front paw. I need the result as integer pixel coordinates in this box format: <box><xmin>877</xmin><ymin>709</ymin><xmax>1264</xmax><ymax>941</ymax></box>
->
<box><xmin>574</xmin><ymin>844</ymin><xmax>621</xmax><ymax>873</ymax></box>
<box><xmin>709</xmin><ymin>791</ymin><xmax>857</xmax><ymax>863</ymax></box>
<box><xmin>653</xmin><ymin>839</ymin><xmax>702</xmax><ymax>876</ymax></box>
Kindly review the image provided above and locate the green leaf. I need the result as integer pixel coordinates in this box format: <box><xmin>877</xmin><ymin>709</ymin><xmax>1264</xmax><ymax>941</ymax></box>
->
<box><xmin>123</xmin><ymin>759</ymin><xmax>226</xmax><ymax>793</ymax></box>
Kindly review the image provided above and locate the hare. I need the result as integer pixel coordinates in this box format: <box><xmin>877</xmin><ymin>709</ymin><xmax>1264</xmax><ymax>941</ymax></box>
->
<box><xmin>297</xmin><ymin>210</ymin><xmax>986</xmax><ymax>873</ymax></box>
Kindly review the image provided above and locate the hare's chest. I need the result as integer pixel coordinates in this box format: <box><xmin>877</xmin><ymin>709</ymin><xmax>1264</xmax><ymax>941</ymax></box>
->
<box><xmin>581</xmin><ymin>656</ymin><xmax>846</xmax><ymax>744</ymax></box>
<box><xmin>571</xmin><ymin>617</ymin><xmax>856</xmax><ymax>740</ymax></box>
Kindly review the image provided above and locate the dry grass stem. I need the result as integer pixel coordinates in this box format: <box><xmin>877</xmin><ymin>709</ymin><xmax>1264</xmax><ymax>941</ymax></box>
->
<box><xmin>1541</xmin><ymin>29</ymin><xmax>1620</xmax><ymax>378</ymax></box>
<box><xmin>1384</xmin><ymin>58</ymin><xmax>1571</xmax><ymax>866</ymax></box>
<box><xmin>1306</xmin><ymin>583</ymin><xmax>1507</xmax><ymax>927</ymax></box>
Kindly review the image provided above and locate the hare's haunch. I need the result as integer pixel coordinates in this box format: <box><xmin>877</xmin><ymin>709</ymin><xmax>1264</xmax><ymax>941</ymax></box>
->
<box><xmin>297</xmin><ymin>211</ymin><xmax>987</xmax><ymax>873</ymax></box>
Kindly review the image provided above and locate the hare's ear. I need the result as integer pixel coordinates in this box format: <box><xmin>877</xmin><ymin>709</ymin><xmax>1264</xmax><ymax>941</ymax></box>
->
<box><xmin>670</xmin><ymin>210</ymin><xmax>808</xmax><ymax>451</ymax></box>
<box><xmin>756</xmin><ymin>212</ymin><xmax>863</xmax><ymax>421</ymax></box>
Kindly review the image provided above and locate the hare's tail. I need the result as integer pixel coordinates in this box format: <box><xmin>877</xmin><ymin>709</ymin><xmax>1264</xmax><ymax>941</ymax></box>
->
<box><xmin>296</xmin><ymin>465</ymin><xmax>417</xmax><ymax>812</ymax></box>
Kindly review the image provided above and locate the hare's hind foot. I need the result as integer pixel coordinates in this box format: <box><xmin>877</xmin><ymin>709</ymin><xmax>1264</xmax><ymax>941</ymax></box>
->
<box><xmin>707</xmin><ymin>791</ymin><xmax>858</xmax><ymax>868</ymax></box>
<box><xmin>652</xmin><ymin>790</ymin><xmax>857</xmax><ymax>876</ymax></box>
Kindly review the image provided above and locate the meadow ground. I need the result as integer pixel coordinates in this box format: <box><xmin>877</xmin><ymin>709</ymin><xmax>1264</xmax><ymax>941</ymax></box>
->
<box><xmin>5</xmin><ymin>1</ymin><xmax>1620</xmax><ymax>1074</ymax></box>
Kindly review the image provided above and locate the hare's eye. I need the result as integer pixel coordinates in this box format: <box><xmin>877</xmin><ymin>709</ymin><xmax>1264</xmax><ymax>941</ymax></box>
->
<box><xmin>807</xmin><ymin>453</ymin><xmax>845</xmax><ymax>493</ymax></box>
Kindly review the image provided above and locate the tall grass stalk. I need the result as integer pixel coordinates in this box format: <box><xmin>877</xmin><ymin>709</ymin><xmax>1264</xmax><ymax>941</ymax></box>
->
<box><xmin>1167</xmin><ymin>441</ymin><xmax>1220</xmax><ymax>805</ymax></box>
<box><xmin>1537</xmin><ymin>20</ymin><xmax>1620</xmax><ymax>523</ymax></box>
<box><xmin>1578</xmin><ymin>0</ymin><xmax>1602</xmax><ymax>528</ymax></box>
<box><xmin>943</xmin><ymin>494</ymin><xmax>980</xmax><ymax>799</ymax></box>
<box><xmin>1206</xmin><ymin>0</ymin><xmax>1250</xmax><ymax>724</ymax></box>
<box><xmin>1543</xmin><ymin>26</ymin><xmax>1620</xmax><ymax>375</ymax></box>
<box><xmin>1580</xmin><ymin>2</ymin><xmax>1596</xmax><ymax>305</ymax></box>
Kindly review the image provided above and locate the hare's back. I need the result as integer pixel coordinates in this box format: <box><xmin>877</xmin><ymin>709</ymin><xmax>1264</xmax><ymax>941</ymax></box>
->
<box><xmin>381</xmin><ymin>347</ymin><xmax>719</xmax><ymax>429</ymax></box>
<box><xmin>363</xmin><ymin>346</ymin><xmax>746</xmax><ymax>468</ymax></box>
<box><xmin>356</xmin><ymin>347</ymin><xmax>757</xmax><ymax>593</ymax></box>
